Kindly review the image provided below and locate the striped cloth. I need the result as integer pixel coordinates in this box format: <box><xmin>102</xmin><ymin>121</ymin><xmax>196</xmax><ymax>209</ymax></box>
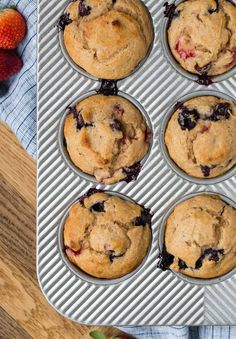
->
<box><xmin>0</xmin><ymin>0</ymin><xmax>236</xmax><ymax>338</ymax></box>
<box><xmin>0</xmin><ymin>0</ymin><xmax>37</xmax><ymax>159</ymax></box>
<box><xmin>118</xmin><ymin>326</ymin><xmax>236</xmax><ymax>339</ymax></box>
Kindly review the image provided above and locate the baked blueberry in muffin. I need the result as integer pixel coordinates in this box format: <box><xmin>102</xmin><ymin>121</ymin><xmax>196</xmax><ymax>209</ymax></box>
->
<box><xmin>63</xmin><ymin>0</ymin><xmax>153</xmax><ymax>79</ymax></box>
<box><xmin>158</xmin><ymin>194</ymin><xmax>236</xmax><ymax>279</ymax></box>
<box><xmin>165</xmin><ymin>96</ymin><xmax>236</xmax><ymax>179</ymax></box>
<box><xmin>64</xmin><ymin>189</ymin><xmax>152</xmax><ymax>279</ymax></box>
<box><xmin>64</xmin><ymin>94</ymin><xmax>151</xmax><ymax>184</ymax></box>
<box><xmin>167</xmin><ymin>0</ymin><xmax>236</xmax><ymax>77</ymax></box>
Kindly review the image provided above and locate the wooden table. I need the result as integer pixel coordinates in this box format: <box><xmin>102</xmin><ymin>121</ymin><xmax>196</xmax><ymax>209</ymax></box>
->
<box><xmin>0</xmin><ymin>122</ymin><xmax>129</xmax><ymax>339</ymax></box>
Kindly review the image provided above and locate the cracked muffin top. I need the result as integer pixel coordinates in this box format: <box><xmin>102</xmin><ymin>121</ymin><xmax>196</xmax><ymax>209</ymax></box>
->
<box><xmin>63</xmin><ymin>0</ymin><xmax>153</xmax><ymax>79</ymax></box>
<box><xmin>164</xmin><ymin>96</ymin><xmax>236</xmax><ymax>179</ymax></box>
<box><xmin>64</xmin><ymin>94</ymin><xmax>151</xmax><ymax>184</ymax></box>
<box><xmin>167</xmin><ymin>0</ymin><xmax>236</xmax><ymax>76</ymax></box>
<box><xmin>63</xmin><ymin>189</ymin><xmax>152</xmax><ymax>279</ymax></box>
<box><xmin>158</xmin><ymin>194</ymin><xmax>236</xmax><ymax>279</ymax></box>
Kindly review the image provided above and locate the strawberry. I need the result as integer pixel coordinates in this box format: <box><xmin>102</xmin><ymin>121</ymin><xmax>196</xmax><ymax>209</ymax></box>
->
<box><xmin>0</xmin><ymin>7</ymin><xmax>26</xmax><ymax>49</ymax></box>
<box><xmin>0</xmin><ymin>49</ymin><xmax>23</xmax><ymax>81</ymax></box>
<box><xmin>175</xmin><ymin>41</ymin><xmax>196</xmax><ymax>60</ymax></box>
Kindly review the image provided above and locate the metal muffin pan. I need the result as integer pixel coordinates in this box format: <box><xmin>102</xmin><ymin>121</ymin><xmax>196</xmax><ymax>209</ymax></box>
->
<box><xmin>160</xmin><ymin>90</ymin><xmax>236</xmax><ymax>185</ymax></box>
<box><xmin>158</xmin><ymin>191</ymin><xmax>236</xmax><ymax>286</ymax></box>
<box><xmin>58</xmin><ymin>190</ymin><xmax>153</xmax><ymax>286</ymax></box>
<box><xmin>161</xmin><ymin>0</ymin><xmax>236</xmax><ymax>83</ymax></box>
<box><xmin>58</xmin><ymin>90</ymin><xmax>154</xmax><ymax>184</ymax></box>
<box><xmin>37</xmin><ymin>0</ymin><xmax>236</xmax><ymax>325</ymax></box>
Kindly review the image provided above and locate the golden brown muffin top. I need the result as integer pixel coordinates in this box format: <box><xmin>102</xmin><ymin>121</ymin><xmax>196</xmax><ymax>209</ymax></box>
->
<box><xmin>158</xmin><ymin>195</ymin><xmax>236</xmax><ymax>279</ymax></box>
<box><xmin>63</xmin><ymin>0</ymin><xmax>153</xmax><ymax>79</ymax></box>
<box><xmin>64</xmin><ymin>94</ymin><xmax>151</xmax><ymax>184</ymax></box>
<box><xmin>64</xmin><ymin>189</ymin><xmax>152</xmax><ymax>279</ymax></box>
<box><xmin>165</xmin><ymin>96</ymin><xmax>236</xmax><ymax>179</ymax></box>
<box><xmin>167</xmin><ymin>0</ymin><xmax>236</xmax><ymax>76</ymax></box>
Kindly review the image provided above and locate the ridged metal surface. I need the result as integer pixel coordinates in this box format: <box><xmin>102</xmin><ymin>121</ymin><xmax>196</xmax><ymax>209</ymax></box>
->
<box><xmin>37</xmin><ymin>0</ymin><xmax>236</xmax><ymax>325</ymax></box>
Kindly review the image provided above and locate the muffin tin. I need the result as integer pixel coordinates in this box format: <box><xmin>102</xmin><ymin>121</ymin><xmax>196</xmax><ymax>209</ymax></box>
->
<box><xmin>37</xmin><ymin>0</ymin><xmax>236</xmax><ymax>325</ymax></box>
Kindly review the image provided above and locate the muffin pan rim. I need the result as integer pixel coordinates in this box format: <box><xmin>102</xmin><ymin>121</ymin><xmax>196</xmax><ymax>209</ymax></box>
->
<box><xmin>58</xmin><ymin>0</ymin><xmax>155</xmax><ymax>81</ymax></box>
<box><xmin>160</xmin><ymin>89</ymin><xmax>236</xmax><ymax>185</ymax></box>
<box><xmin>161</xmin><ymin>0</ymin><xmax>236</xmax><ymax>83</ymax></box>
<box><xmin>158</xmin><ymin>191</ymin><xmax>236</xmax><ymax>285</ymax></box>
<box><xmin>58</xmin><ymin>90</ymin><xmax>154</xmax><ymax>185</ymax></box>
<box><xmin>57</xmin><ymin>190</ymin><xmax>153</xmax><ymax>285</ymax></box>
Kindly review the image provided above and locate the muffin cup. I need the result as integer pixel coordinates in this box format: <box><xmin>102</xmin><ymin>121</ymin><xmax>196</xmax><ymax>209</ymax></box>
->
<box><xmin>58</xmin><ymin>90</ymin><xmax>153</xmax><ymax>185</ymax></box>
<box><xmin>161</xmin><ymin>0</ymin><xmax>236</xmax><ymax>83</ymax></box>
<box><xmin>158</xmin><ymin>191</ymin><xmax>236</xmax><ymax>285</ymax></box>
<box><xmin>58</xmin><ymin>3</ymin><xmax>155</xmax><ymax>81</ymax></box>
<box><xmin>160</xmin><ymin>90</ymin><xmax>236</xmax><ymax>185</ymax></box>
<box><xmin>58</xmin><ymin>190</ymin><xmax>153</xmax><ymax>285</ymax></box>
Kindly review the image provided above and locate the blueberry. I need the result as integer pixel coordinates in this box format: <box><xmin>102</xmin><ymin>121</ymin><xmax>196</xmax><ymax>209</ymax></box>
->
<box><xmin>195</xmin><ymin>248</ymin><xmax>224</xmax><ymax>269</ymax></box>
<box><xmin>109</xmin><ymin>250</ymin><xmax>124</xmax><ymax>263</ymax></box>
<box><xmin>178</xmin><ymin>107</ymin><xmax>200</xmax><ymax>130</ymax></box>
<box><xmin>178</xmin><ymin>259</ymin><xmax>188</xmax><ymax>270</ymax></box>
<box><xmin>206</xmin><ymin>248</ymin><xmax>224</xmax><ymax>261</ymax></box>
<box><xmin>69</xmin><ymin>107</ymin><xmax>84</xmax><ymax>129</ymax></box>
<box><xmin>200</xmin><ymin>165</ymin><xmax>211</xmax><ymax>177</ymax></box>
<box><xmin>79</xmin><ymin>0</ymin><xmax>91</xmax><ymax>17</ymax></box>
<box><xmin>195</xmin><ymin>257</ymin><xmax>203</xmax><ymax>270</ymax></box>
<box><xmin>110</xmin><ymin>119</ymin><xmax>122</xmax><ymax>131</ymax></box>
<box><xmin>209</xmin><ymin>103</ymin><xmax>232</xmax><ymax>121</ymax></box>
<box><xmin>195</xmin><ymin>63</ymin><xmax>212</xmax><ymax>74</ymax></box>
<box><xmin>79</xmin><ymin>188</ymin><xmax>103</xmax><ymax>206</ymax></box>
<box><xmin>157</xmin><ymin>248</ymin><xmax>174</xmax><ymax>271</ymax></box>
<box><xmin>58</xmin><ymin>13</ymin><xmax>72</xmax><ymax>31</ymax></box>
<box><xmin>90</xmin><ymin>202</ymin><xmax>105</xmax><ymax>213</ymax></box>
<box><xmin>69</xmin><ymin>107</ymin><xmax>93</xmax><ymax>130</ymax></box>
<box><xmin>97</xmin><ymin>80</ymin><xmax>118</xmax><ymax>96</ymax></box>
<box><xmin>74</xmin><ymin>113</ymin><xmax>85</xmax><ymax>130</ymax></box>
<box><xmin>164</xmin><ymin>2</ymin><xmax>180</xmax><ymax>24</ymax></box>
<box><xmin>123</xmin><ymin>162</ymin><xmax>142</xmax><ymax>183</ymax></box>
<box><xmin>200</xmin><ymin>165</ymin><xmax>217</xmax><ymax>177</ymax></box>
<box><xmin>196</xmin><ymin>74</ymin><xmax>213</xmax><ymax>86</ymax></box>
<box><xmin>135</xmin><ymin>208</ymin><xmax>152</xmax><ymax>227</ymax></box>
<box><xmin>208</xmin><ymin>0</ymin><xmax>219</xmax><ymax>14</ymax></box>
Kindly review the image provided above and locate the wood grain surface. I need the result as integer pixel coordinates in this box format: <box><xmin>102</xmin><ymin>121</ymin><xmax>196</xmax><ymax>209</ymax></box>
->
<box><xmin>0</xmin><ymin>122</ymin><xmax>130</xmax><ymax>339</ymax></box>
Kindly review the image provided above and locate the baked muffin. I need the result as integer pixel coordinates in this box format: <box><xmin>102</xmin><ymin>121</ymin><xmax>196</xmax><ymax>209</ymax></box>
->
<box><xmin>64</xmin><ymin>94</ymin><xmax>151</xmax><ymax>184</ymax></box>
<box><xmin>158</xmin><ymin>194</ymin><xmax>236</xmax><ymax>279</ymax></box>
<box><xmin>63</xmin><ymin>0</ymin><xmax>153</xmax><ymax>79</ymax></box>
<box><xmin>167</xmin><ymin>0</ymin><xmax>236</xmax><ymax>76</ymax></box>
<box><xmin>64</xmin><ymin>189</ymin><xmax>152</xmax><ymax>279</ymax></box>
<box><xmin>165</xmin><ymin>96</ymin><xmax>236</xmax><ymax>179</ymax></box>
